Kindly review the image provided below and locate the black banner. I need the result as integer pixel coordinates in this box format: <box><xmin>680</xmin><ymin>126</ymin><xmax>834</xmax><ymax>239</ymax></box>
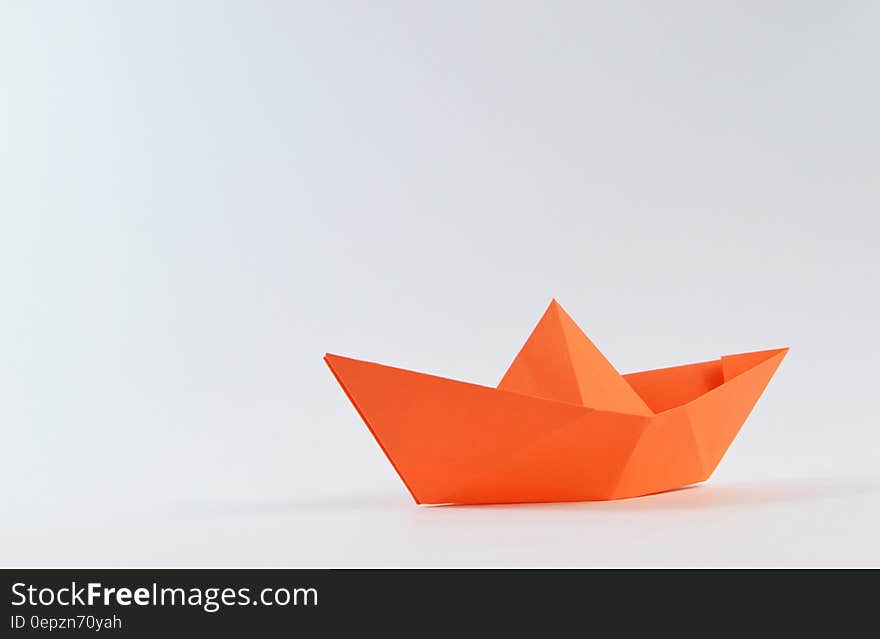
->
<box><xmin>1</xmin><ymin>568</ymin><xmax>872</xmax><ymax>635</ymax></box>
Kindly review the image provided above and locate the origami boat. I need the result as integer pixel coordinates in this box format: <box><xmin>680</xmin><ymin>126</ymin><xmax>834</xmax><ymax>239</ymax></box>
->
<box><xmin>325</xmin><ymin>300</ymin><xmax>787</xmax><ymax>504</ymax></box>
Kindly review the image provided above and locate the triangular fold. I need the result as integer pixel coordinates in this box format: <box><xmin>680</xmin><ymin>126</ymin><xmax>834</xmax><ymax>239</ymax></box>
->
<box><xmin>687</xmin><ymin>349</ymin><xmax>787</xmax><ymax>478</ymax></box>
<box><xmin>497</xmin><ymin>300</ymin><xmax>583</xmax><ymax>405</ymax></box>
<box><xmin>721</xmin><ymin>348</ymin><xmax>789</xmax><ymax>382</ymax></box>
<box><xmin>611</xmin><ymin>408</ymin><xmax>704</xmax><ymax>499</ymax></box>
<box><xmin>498</xmin><ymin>300</ymin><xmax>653</xmax><ymax>415</ymax></box>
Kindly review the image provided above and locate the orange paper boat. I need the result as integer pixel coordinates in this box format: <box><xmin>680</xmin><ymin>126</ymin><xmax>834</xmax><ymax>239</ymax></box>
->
<box><xmin>325</xmin><ymin>300</ymin><xmax>787</xmax><ymax>504</ymax></box>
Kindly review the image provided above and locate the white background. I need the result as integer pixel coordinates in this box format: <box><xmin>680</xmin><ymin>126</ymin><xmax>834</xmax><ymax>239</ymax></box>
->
<box><xmin>2</xmin><ymin>1</ymin><xmax>878</xmax><ymax>566</ymax></box>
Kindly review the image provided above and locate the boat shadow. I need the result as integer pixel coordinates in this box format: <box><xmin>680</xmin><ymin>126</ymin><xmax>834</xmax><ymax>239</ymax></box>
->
<box><xmin>436</xmin><ymin>476</ymin><xmax>880</xmax><ymax>512</ymax></box>
<box><xmin>182</xmin><ymin>476</ymin><xmax>880</xmax><ymax>518</ymax></box>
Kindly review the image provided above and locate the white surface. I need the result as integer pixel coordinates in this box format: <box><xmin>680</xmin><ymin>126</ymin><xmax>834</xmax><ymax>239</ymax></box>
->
<box><xmin>2</xmin><ymin>2</ymin><xmax>879</xmax><ymax>566</ymax></box>
<box><xmin>5</xmin><ymin>476</ymin><xmax>880</xmax><ymax>567</ymax></box>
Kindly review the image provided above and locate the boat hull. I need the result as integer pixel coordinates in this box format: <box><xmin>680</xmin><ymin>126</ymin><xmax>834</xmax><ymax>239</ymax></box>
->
<box><xmin>324</xmin><ymin>348</ymin><xmax>787</xmax><ymax>504</ymax></box>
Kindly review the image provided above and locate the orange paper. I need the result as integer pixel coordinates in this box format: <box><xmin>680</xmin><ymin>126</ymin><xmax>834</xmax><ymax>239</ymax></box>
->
<box><xmin>325</xmin><ymin>300</ymin><xmax>787</xmax><ymax>504</ymax></box>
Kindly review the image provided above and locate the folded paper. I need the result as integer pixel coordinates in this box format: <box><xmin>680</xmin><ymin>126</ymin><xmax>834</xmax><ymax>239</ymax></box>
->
<box><xmin>325</xmin><ymin>300</ymin><xmax>787</xmax><ymax>504</ymax></box>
